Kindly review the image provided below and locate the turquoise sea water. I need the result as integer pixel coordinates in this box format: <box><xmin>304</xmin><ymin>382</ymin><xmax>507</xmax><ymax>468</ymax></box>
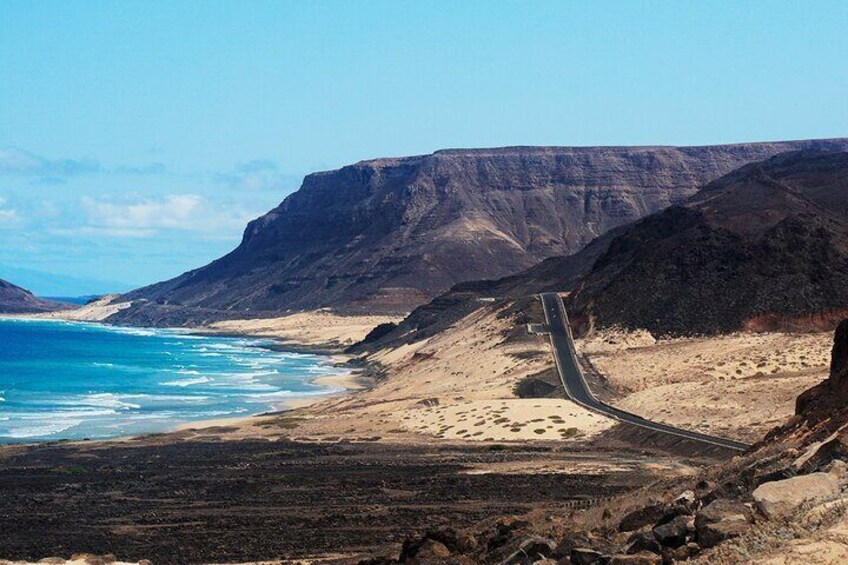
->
<box><xmin>0</xmin><ymin>318</ymin><xmax>344</xmax><ymax>442</ymax></box>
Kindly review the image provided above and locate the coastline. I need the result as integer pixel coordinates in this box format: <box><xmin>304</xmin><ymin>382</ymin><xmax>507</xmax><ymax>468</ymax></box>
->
<box><xmin>0</xmin><ymin>313</ymin><xmax>374</xmax><ymax>444</ymax></box>
<box><xmin>173</xmin><ymin>366</ymin><xmax>373</xmax><ymax>433</ymax></box>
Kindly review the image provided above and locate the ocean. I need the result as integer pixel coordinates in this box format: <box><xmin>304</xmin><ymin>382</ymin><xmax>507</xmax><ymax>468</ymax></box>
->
<box><xmin>0</xmin><ymin>318</ymin><xmax>345</xmax><ymax>442</ymax></box>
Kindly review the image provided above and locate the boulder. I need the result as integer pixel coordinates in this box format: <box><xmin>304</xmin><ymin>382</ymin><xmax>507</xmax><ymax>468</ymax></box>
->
<box><xmin>413</xmin><ymin>539</ymin><xmax>451</xmax><ymax>559</ymax></box>
<box><xmin>673</xmin><ymin>490</ymin><xmax>696</xmax><ymax>507</ymax></box>
<box><xmin>618</xmin><ymin>504</ymin><xmax>666</xmax><ymax>532</ymax></box>
<box><xmin>694</xmin><ymin>499</ymin><xmax>754</xmax><ymax>548</ymax></box>
<box><xmin>651</xmin><ymin>515</ymin><xmax>691</xmax><ymax>548</ymax></box>
<box><xmin>625</xmin><ymin>532</ymin><xmax>661</xmax><ymax>555</ymax></box>
<box><xmin>554</xmin><ymin>532</ymin><xmax>615</xmax><ymax>559</ymax></box>
<box><xmin>570</xmin><ymin>547</ymin><xmax>603</xmax><ymax>565</ymax></box>
<box><xmin>609</xmin><ymin>553</ymin><xmax>662</xmax><ymax>565</ymax></box>
<box><xmin>824</xmin><ymin>459</ymin><xmax>848</xmax><ymax>486</ymax></box>
<box><xmin>694</xmin><ymin>480</ymin><xmax>716</xmax><ymax>503</ymax></box>
<box><xmin>792</xmin><ymin>431</ymin><xmax>848</xmax><ymax>474</ymax></box>
<box><xmin>456</xmin><ymin>533</ymin><xmax>478</xmax><ymax>553</ymax></box>
<box><xmin>672</xmin><ymin>543</ymin><xmax>701</xmax><ymax>561</ymax></box>
<box><xmin>752</xmin><ymin>472</ymin><xmax>841</xmax><ymax>519</ymax></box>
<box><xmin>518</xmin><ymin>538</ymin><xmax>556</xmax><ymax>560</ymax></box>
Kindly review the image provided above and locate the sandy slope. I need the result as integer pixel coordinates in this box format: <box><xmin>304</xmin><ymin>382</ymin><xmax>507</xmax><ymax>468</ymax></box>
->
<box><xmin>578</xmin><ymin>328</ymin><xmax>832</xmax><ymax>443</ymax></box>
<box><xmin>19</xmin><ymin>295</ymin><xmax>131</xmax><ymax>322</ymax></box>
<box><xmin>206</xmin><ymin>310</ymin><xmax>403</xmax><ymax>348</ymax></box>
<box><xmin>251</xmin><ymin>301</ymin><xmax>617</xmax><ymax>444</ymax></box>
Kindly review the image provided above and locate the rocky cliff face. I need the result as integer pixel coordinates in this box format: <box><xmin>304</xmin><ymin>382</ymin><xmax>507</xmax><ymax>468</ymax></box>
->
<box><xmin>0</xmin><ymin>279</ymin><xmax>69</xmax><ymax>313</ymax></box>
<box><xmin>565</xmin><ymin>150</ymin><xmax>848</xmax><ymax>336</ymax></box>
<box><xmin>115</xmin><ymin>139</ymin><xmax>848</xmax><ymax>324</ymax></box>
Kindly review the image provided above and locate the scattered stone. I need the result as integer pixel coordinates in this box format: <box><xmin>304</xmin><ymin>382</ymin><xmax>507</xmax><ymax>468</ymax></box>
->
<box><xmin>570</xmin><ymin>547</ymin><xmax>603</xmax><ymax>565</ymax></box>
<box><xmin>824</xmin><ymin>458</ymin><xmax>848</xmax><ymax>486</ymax></box>
<box><xmin>694</xmin><ymin>480</ymin><xmax>716</xmax><ymax>503</ymax></box>
<box><xmin>413</xmin><ymin>539</ymin><xmax>451</xmax><ymax>559</ymax></box>
<box><xmin>456</xmin><ymin>533</ymin><xmax>478</xmax><ymax>553</ymax></box>
<box><xmin>672</xmin><ymin>542</ymin><xmax>701</xmax><ymax>561</ymax></box>
<box><xmin>792</xmin><ymin>431</ymin><xmax>848</xmax><ymax>474</ymax></box>
<box><xmin>625</xmin><ymin>531</ymin><xmax>661</xmax><ymax>555</ymax></box>
<box><xmin>674</xmin><ymin>490</ymin><xmax>696</xmax><ymax>507</ymax></box>
<box><xmin>618</xmin><ymin>504</ymin><xmax>666</xmax><ymax>532</ymax></box>
<box><xmin>518</xmin><ymin>537</ymin><xmax>556</xmax><ymax>561</ymax></box>
<box><xmin>694</xmin><ymin>498</ymin><xmax>754</xmax><ymax>548</ymax></box>
<box><xmin>752</xmin><ymin>472</ymin><xmax>841</xmax><ymax>519</ymax></box>
<box><xmin>609</xmin><ymin>553</ymin><xmax>662</xmax><ymax>565</ymax></box>
<box><xmin>656</xmin><ymin>503</ymin><xmax>693</xmax><ymax>526</ymax></box>
<box><xmin>416</xmin><ymin>398</ymin><xmax>440</xmax><ymax>408</ymax></box>
<box><xmin>651</xmin><ymin>515</ymin><xmax>690</xmax><ymax>548</ymax></box>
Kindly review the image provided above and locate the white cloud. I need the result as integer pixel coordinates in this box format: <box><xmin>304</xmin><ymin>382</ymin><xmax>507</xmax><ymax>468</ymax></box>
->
<box><xmin>78</xmin><ymin>194</ymin><xmax>257</xmax><ymax>237</ymax></box>
<box><xmin>0</xmin><ymin>147</ymin><xmax>100</xmax><ymax>177</ymax></box>
<box><xmin>0</xmin><ymin>147</ymin><xmax>166</xmax><ymax>180</ymax></box>
<box><xmin>0</xmin><ymin>197</ymin><xmax>21</xmax><ymax>227</ymax></box>
<box><xmin>216</xmin><ymin>159</ymin><xmax>300</xmax><ymax>192</ymax></box>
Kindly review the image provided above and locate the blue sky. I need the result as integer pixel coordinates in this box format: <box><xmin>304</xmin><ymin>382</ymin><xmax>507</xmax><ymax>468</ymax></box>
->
<box><xmin>1</xmin><ymin>1</ymin><xmax>847</xmax><ymax>293</ymax></box>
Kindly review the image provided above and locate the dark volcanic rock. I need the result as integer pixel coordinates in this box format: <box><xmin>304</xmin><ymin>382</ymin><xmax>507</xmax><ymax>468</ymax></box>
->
<box><xmin>566</xmin><ymin>150</ymin><xmax>848</xmax><ymax>336</ymax></box>
<box><xmin>832</xmin><ymin>319</ymin><xmax>848</xmax><ymax>385</ymax></box>
<box><xmin>112</xmin><ymin>140</ymin><xmax>848</xmax><ymax>325</ymax></box>
<box><xmin>693</xmin><ymin>499</ymin><xmax>753</xmax><ymax>549</ymax></box>
<box><xmin>651</xmin><ymin>515</ymin><xmax>691</xmax><ymax>548</ymax></box>
<box><xmin>795</xmin><ymin>319</ymin><xmax>848</xmax><ymax>420</ymax></box>
<box><xmin>0</xmin><ymin>279</ymin><xmax>71</xmax><ymax>314</ymax></box>
<box><xmin>618</xmin><ymin>504</ymin><xmax>667</xmax><ymax>532</ymax></box>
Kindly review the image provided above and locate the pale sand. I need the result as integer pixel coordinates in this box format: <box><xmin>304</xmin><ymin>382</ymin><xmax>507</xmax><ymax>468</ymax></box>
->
<box><xmin>405</xmin><ymin>398</ymin><xmax>613</xmax><ymax>442</ymax></box>
<box><xmin>255</xmin><ymin>300</ymin><xmax>617</xmax><ymax>445</ymax></box>
<box><xmin>206</xmin><ymin>310</ymin><xmax>403</xmax><ymax>348</ymax></box>
<box><xmin>578</xmin><ymin>328</ymin><xmax>832</xmax><ymax>443</ymax></box>
<box><xmin>29</xmin><ymin>294</ymin><xmax>131</xmax><ymax>321</ymax></box>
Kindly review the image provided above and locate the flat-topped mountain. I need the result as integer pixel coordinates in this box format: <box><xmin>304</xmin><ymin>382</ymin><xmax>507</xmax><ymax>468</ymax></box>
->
<box><xmin>115</xmin><ymin>139</ymin><xmax>848</xmax><ymax>325</ymax></box>
<box><xmin>566</xmin><ymin>150</ymin><xmax>848</xmax><ymax>336</ymax></box>
<box><xmin>0</xmin><ymin>279</ymin><xmax>70</xmax><ymax>314</ymax></box>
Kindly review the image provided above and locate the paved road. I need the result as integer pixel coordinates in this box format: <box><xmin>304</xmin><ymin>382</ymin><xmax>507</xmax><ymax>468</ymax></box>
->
<box><xmin>539</xmin><ymin>293</ymin><xmax>750</xmax><ymax>452</ymax></box>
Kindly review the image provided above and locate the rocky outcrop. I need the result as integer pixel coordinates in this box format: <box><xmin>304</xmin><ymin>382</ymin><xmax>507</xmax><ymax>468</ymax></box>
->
<box><xmin>694</xmin><ymin>499</ymin><xmax>754</xmax><ymax>548</ymax></box>
<box><xmin>752</xmin><ymin>472</ymin><xmax>842</xmax><ymax>519</ymax></box>
<box><xmin>794</xmin><ymin>319</ymin><xmax>848</xmax><ymax>422</ymax></box>
<box><xmin>565</xmin><ymin>150</ymin><xmax>848</xmax><ymax>336</ymax></box>
<box><xmin>0</xmin><ymin>279</ymin><xmax>70</xmax><ymax>314</ymax></box>
<box><xmin>113</xmin><ymin>140</ymin><xmax>848</xmax><ymax>325</ymax></box>
<box><xmin>832</xmin><ymin>320</ymin><xmax>848</xmax><ymax>387</ymax></box>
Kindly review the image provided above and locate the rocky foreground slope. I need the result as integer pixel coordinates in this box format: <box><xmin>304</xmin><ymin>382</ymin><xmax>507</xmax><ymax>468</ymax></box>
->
<box><xmin>382</xmin><ymin>319</ymin><xmax>848</xmax><ymax>565</ymax></box>
<box><xmin>112</xmin><ymin>140</ymin><xmax>848</xmax><ymax>325</ymax></box>
<box><xmin>0</xmin><ymin>279</ymin><xmax>69</xmax><ymax>314</ymax></box>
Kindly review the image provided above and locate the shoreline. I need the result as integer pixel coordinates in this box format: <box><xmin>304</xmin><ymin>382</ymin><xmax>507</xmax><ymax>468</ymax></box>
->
<box><xmin>0</xmin><ymin>315</ymin><xmax>372</xmax><ymax>445</ymax></box>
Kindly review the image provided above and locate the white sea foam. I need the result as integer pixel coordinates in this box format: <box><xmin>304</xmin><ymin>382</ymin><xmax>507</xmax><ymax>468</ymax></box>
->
<box><xmin>161</xmin><ymin>376</ymin><xmax>211</xmax><ymax>387</ymax></box>
<box><xmin>107</xmin><ymin>326</ymin><xmax>158</xmax><ymax>337</ymax></box>
<box><xmin>3</xmin><ymin>420</ymin><xmax>82</xmax><ymax>439</ymax></box>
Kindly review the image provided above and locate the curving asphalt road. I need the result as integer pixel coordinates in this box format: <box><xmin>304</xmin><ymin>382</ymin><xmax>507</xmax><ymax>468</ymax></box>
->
<box><xmin>539</xmin><ymin>292</ymin><xmax>750</xmax><ymax>452</ymax></box>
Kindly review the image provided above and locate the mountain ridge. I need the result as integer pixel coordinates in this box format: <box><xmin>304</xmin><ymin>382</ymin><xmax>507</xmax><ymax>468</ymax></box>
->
<box><xmin>565</xmin><ymin>150</ymin><xmax>848</xmax><ymax>336</ymax></box>
<box><xmin>111</xmin><ymin>139</ymin><xmax>848</xmax><ymax>327</ymax></box>
<box><xmin>0</xmin><ymin>279</ymin><xmax>71</xmax><ymax>314</ymax></box>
